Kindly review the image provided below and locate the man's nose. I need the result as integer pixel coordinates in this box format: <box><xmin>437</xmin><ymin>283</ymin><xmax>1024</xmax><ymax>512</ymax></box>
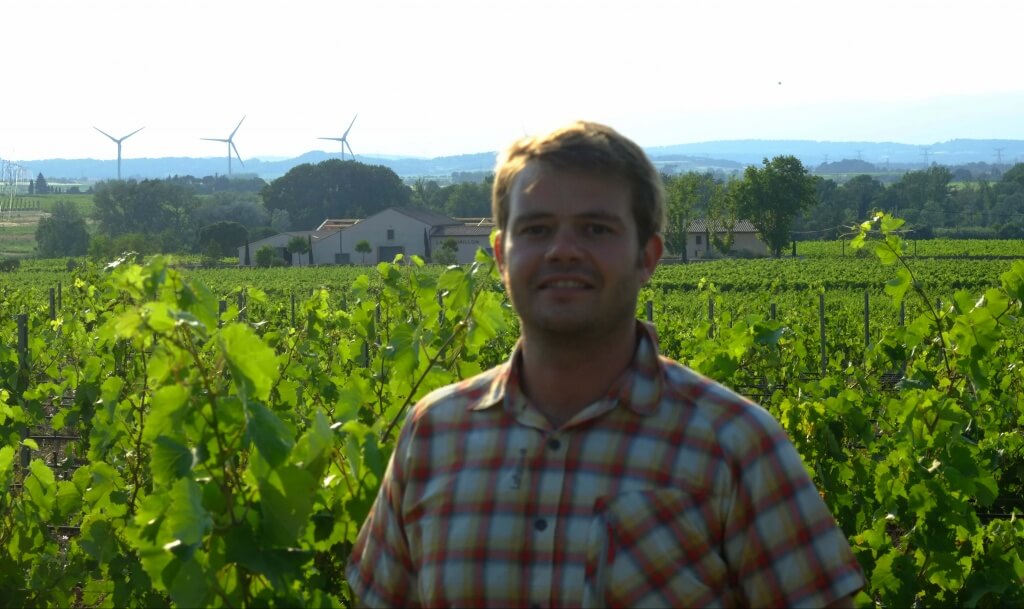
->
<box><xmin>545</xmin><ymin>226</ymin><xmax>583</xmax><ymax>261</ymax></box>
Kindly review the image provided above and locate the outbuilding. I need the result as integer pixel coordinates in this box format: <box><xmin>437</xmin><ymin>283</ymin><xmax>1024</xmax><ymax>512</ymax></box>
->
<box><xmin>238</xmin><ymin>207</ymin><xmax>495</xmax><ymax>266</ymax></box>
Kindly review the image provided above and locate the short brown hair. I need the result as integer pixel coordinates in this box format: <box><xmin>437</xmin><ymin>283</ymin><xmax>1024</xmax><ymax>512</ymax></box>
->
<box><xmin>491</xmin><ymin>121</ymin><xmax>665</xmax><ymax>245</ymax></box>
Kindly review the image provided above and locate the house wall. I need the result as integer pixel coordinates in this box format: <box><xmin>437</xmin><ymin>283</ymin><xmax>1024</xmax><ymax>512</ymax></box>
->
<box><xmin>311</xmin><ymin>232</ymin><xmax>344</xmax><ymax>265</ymax></box>
<box><xmin>732</xmin><ymin>233</ymin><xmax>769</xmax><ymax>255</ymax></box>
<box><xmin>238</xmin><ymin>233</ymin><xmax>316</xmax><ymax>267</ymax></box>
<box><xmin>240</xmin><ymin>209</ymin><xmax>495</xmax><ymax>267</ymax></box>
<box><xmin>684</xmin><ymin>231</ymin><xmax>768</xmax><ymax>258</ymax></box>
<box><xmin>429</xmin><ymin>235</ymin><xmax>493</xmax><ymax>264</ymax></box>
<box><xmin>685</xmin><ymin>232</ymin><xmax>713</xmax><ymax>259</ymax></box>
<box><xmin>324</xmin><ymin>209</ymin><xmax>431</xmax><ymax>265</ymax></box>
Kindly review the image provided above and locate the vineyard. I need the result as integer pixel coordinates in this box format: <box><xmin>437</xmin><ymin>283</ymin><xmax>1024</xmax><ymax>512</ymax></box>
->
<box><xmin>1</xmin><ymin>219</ymin><xmax>1023</xmax><ymax>607</ymax></box>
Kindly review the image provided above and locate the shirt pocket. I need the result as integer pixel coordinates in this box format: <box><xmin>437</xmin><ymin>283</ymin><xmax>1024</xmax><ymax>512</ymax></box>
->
<box><xmin>582</xmin><ymin>489</ymin><xmax>733</xmax><ymax>609</ymax></box>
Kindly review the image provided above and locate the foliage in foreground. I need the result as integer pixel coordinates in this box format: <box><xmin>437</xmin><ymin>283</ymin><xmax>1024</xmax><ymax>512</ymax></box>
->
<box><xmin>0</xmin><ymin>215</ymin><xmax>1022</xmax><ymax>607</ymax></box>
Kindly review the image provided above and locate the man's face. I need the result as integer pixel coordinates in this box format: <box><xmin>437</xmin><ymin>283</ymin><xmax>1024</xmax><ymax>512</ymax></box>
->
<box><xmin>494</xmin><ymin>162</ymin><xmax>662</xmax><ymax>340</ymax></box>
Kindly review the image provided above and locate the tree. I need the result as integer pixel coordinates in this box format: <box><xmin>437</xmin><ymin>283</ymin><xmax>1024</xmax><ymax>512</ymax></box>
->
<box><xmin>842</xmin><ymin>175</ymin><xmax>885</xmax><ymax>223</ymax></box>
<box><xmin>192</xmin><ymin>192</ymin><xmax>270</xmax><ymax>229</ymax></box>
<box><xmin>1000</xmin><ymin>163</ymin><xmax>1024</xmax><ymax>189</ymax></box>
<box><xmin>35</xmin><ymin>201</ymin><xmax>89</xmax><ymax>257</ymax></box>
<box><xmin>35</xmin><ymin>173</ymin><xmax>49</xmax><ymax>195</ymax></box>
<box><xmin>287</xmin><ymin>235</ymin><xmax>310</xmax><ymax>265</ymax></box>
<box><xmin>888</xmin><ymin>166</ymin><xmax>952</xmax><ymax>218</ymax></box>
<box><xmin>355</xmin><ymin>239</ymin><xmax>372</xmax><ymax>264</ymax></box>
<box><xmin>442</xmin><ymin>179</ymin><xmax>492</xmax><ymax>218</ymax></box>
<box><xmin>662</xmin><ymin>173</ymin><xmax>699</xmax><ymax>261</ymax></box>
<box><xmin>411</xmin><ymin>179</ymin><xmax>444</xmax><ymax>210</ymax></box>
<box><xmin>198</xmin><ymin>221</ymin><xmax>249</xmax><ymax>257</ymax></box>
<box><xmin>433</xmin><ymin>238</ymin><xmax>459</xmax><ymax>265</ymax></box>
<box><xmin>255</xmin><ymin>245</ymin><xmax>285</xmax><ymax>267</ymax></box>
<box><xmin>261</xmin><ymin>159</ymin><xmax>410</xmax><ymax>230</ymax></box>
<box><xmin>733</xmin><ymin>156</ymin><xmax>818</xmax><ymax>257</ymax></box>
<box><xmin>663</xmin><ymin>172</ymin><xmax>731</xmax><ymax>261</ymax></box>
<box><xmin>270</xmin><ymin>209</ymin><xmax>292</xmax><ymax>233</ymax></box>
<box><xmin>87</xmin><ymin>232</ymin><xmax>158</xmax><ymax>260</ymax></box>
<box><xmin>92</xmin><ymin>179</ymin><xmax>199</xmax><ymax>249</ymax></box>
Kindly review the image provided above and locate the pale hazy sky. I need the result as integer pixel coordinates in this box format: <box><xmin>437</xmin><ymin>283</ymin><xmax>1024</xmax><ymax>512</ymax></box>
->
<box><xmin>3</xmin><ymin>0</ymin><xmax>1022</xmax><ymax>162</ymax></box>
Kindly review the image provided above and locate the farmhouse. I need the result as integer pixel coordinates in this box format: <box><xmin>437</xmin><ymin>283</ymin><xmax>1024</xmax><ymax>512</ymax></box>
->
<box><xmin>683</xmin><ymin>218</ymin><xmax>768</xmax><ymax>259</ymax></box>
<box><xmin>238</xmin><ymin>207</ymin><xmax>494</xmax><ymax>266</ymax></box>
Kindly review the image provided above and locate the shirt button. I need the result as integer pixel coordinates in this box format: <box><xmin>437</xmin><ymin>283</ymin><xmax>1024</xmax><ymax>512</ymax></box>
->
<box><xmin>547</xmin><ymin>437</ymin><xmax>561</xmax><ymax>451</ymax></box>
<box><xmin>534</xmin><ymin>518</ymin><xmax>548</xmax><ymax>531</ymax></box>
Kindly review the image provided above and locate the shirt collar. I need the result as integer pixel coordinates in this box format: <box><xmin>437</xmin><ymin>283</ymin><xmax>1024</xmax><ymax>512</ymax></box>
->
<box><xmin>467</xmin><ymin>321</ymin><xmax>665</xmax><ymax>417</ymax></box>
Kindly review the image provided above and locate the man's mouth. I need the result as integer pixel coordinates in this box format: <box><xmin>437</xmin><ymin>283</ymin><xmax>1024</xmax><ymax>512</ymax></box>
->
<box><xmin>538</xmin><ymin>277</ymin><xmax>593</xmax><ymax>290</ymax></box>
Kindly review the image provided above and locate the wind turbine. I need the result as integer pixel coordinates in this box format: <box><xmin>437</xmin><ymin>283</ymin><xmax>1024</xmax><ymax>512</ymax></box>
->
<box><xmin>202</xmin><ymin>116</ymin><xmax>246</xmax><ymax>175</ymax></box>
<box><xmin>318</xmin><ymin>114</ymin><xmax>358</xmax><ymax>160</ymax></box>
<box><xmin>94</xmin><ymin>126</ymin><xmax>144</xmax><ymax>180</ymax></box>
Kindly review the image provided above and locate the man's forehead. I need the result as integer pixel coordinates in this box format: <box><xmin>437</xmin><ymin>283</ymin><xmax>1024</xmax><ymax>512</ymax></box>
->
<box><xmin>513</xmin><ymin>160</ymin><xmax>628</xmax><ymax>195</ymax></box>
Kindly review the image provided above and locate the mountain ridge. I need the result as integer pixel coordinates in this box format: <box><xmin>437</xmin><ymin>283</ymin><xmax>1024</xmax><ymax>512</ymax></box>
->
<box><xmin>14</xmin><ymin>139</ymin><xmax>1024</xmax><ymax>182</ymax></box>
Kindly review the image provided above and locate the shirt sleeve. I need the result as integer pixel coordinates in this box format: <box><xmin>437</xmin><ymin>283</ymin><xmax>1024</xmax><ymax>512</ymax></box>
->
<box><xmin>345</xmin><ymin>421</ymin><xmax>421</xmax><ymax>608</ymax></box>
<box><xmin>719</xmin><ymin>406</ymin><xmax>865</xmax><ymax>608</ymax></box>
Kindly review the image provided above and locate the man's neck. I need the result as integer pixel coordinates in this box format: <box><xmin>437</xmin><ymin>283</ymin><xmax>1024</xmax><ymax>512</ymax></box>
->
<box><xmin>518</xmin><ymin>321</ymin><xmax>638</xmax><ymax>428</ymax></box>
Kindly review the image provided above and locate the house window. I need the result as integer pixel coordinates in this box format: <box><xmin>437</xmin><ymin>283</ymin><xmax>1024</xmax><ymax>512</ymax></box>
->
<box><xmin>386</xmin><ymin>229</ymin><xmax>395</xmax><ymax>240</ymax></box>
<box><xmin>695</xmin><ymin>235</ymin><xmax>703</xmax><ymax>245</ymax></box>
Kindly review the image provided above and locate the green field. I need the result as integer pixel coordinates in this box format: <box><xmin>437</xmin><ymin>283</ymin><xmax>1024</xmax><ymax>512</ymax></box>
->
<box><xmin>1</xmin><ymin>223</ymin><xmax>1023</xmax><ymax>607</ymax></box>
<box><xmin>0</xmin><ymin>211</ymin><xmax>47</xmax><ymax>256</ymax></box>
<box><xmin>0</xmin><ymin>195</ymin><xmax>97</xmax><ymax>257</ymax></box>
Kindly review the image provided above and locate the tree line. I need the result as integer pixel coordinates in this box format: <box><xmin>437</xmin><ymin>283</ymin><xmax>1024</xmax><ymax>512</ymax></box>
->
<box><xmin>662</xmin><ymin>159</ymin><xmax>1024</xmax><ymax>258</ymax></box>
<box><xmin>32</xmin><ymin>157</ymin><xmax>1024</xmax><ymax>260</ymax></box>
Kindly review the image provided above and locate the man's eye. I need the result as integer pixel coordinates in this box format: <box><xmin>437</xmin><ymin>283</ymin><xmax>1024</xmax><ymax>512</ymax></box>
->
<box><xmin>587</xmin><ymin>224</ymin><xmax>613</xmax><ymax>235</ymax></box>
<box><xmin>521</xmin><ymin>225</ymin><xmax>549</xmax><ymax>236</ymax></box>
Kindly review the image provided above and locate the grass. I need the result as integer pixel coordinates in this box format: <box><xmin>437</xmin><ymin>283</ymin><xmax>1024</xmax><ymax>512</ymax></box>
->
<box><xmin>36</xmin><ymin>193</ymin><xmax>96</xmax><ymax>215</ymax></box>
<box><xmin>0</xmin><ymin>195</ymin><xmax>96</xmax><ymax>256</ymax></box>
<box><xmin>0</xmin><ymin>212</ymin><xmax>43</xmax><ymax>256</ymax></box>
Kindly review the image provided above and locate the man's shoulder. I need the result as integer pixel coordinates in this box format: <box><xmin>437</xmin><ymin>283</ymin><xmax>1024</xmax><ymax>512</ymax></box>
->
<box><xmin>655</xmin><ymin>356</ymin><xmax>788</xmax><ymax>452</ymax></box>
<box><xmin>407</xmin><ymin>364</ymin><xmax>506</xmax><ymax>425</ymax></box>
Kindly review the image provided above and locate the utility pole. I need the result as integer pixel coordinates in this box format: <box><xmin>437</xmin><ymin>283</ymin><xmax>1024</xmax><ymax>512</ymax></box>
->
<box><xmin>921</xmin><ymin>147</ymin><xmax>931</xmax><ymax>168</ymax></box>
<box><xmin>994</xmin><ymin>148</ymin><xmax>1005</xmax><ymax>166</ymax></box>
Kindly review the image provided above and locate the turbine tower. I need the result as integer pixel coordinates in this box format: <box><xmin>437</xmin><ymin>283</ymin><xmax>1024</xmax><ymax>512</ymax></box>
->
<box><xmin>202</xmin><ymin>116</ymin><xmax>246</xmax><ymax>175</ymax></box>
<box><xmin>94</xmin><ymin>126</ymin><xmax>144</xmax><ymax>180</ymax></box>
<box><xmin>318</xmin><ymin>114</ymin><xmax>358</xmax><ymax>160</ymax></box>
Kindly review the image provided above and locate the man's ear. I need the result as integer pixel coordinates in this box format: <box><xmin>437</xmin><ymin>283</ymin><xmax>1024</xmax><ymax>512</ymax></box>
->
<box><xmin>639</xmin><ymin>233</ymin><xmax>663</xmax><ymax>284</ymax></box>
<box><xmin>493</xmin><ymin>230</ymin><xmax>506</xmax><ymax>271</ymax></box>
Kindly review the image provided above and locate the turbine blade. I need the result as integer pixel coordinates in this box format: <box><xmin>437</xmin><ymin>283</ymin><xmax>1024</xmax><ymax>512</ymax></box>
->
<box><xmin>202</xmin><ymin>138</ymin><xmax>229</xmax><ymax>142</ymax></box>
<box><xmin>232</xmin><ymin>141</ymin><xmax>245</xmax><ymax>168</ymax></box>
<box><xmin>345</xmin><ymin>140</ymin><xmax>355</xmax><ymax>158</ymax></box>
<box><xmin>123</xmin><ymin>126</ymin><xmax>145</xmax><ymax>140</ymax></box>
<box><xmin>94</xmin><ymin>127</ymin><xmax>117</xmax><ymax>142</ymax></box>
<box><xmin>318</xmin><ymin>137</ymin><xmax>344</xmax><ymax>142</ymax></box>
<box><xmin>343</xmin><ymin>113</ymin><xmax>358</xmax><ymax>138</ymax></box>
<box><xmin>231</xmin><ymin>115</ymin><xmax>246</xmax><ymax>139</ymax></box>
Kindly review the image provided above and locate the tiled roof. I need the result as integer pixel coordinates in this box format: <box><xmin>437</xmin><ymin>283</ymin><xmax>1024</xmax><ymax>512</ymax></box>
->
<box><xmin>392</xmin><ymin>207</ymin><xmax>461</xmax><ymax>227</ymax></box>
<box><xmin>686</xmin><ymin>219</ymin><xmax>759</xmax><ymax>233</ymax></box>
<box><xmin>316</xmin><ymin>218</ymin><xmax>360</xmax><ymax>231</ymax></box>
<box><xmin>246</xmin><ymin>229</ymin><xmax>339</xmax><ymax>249</ymax></box>
<box><xmin>433</xmin><ymin>225</ymin><xmax>494</xmax><ymax>237</ymax></box>
<box><xmin>453</xmin><ymin>217</ymin><xmax>496</xmax><ymax>227</ymax></box>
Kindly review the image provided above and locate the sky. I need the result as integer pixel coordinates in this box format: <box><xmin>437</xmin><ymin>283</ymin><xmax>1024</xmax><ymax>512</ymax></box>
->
<box><xmin>2</xmin><ymin>0</ymin><xmax>1023</xmax><ymax>162</ymax></box>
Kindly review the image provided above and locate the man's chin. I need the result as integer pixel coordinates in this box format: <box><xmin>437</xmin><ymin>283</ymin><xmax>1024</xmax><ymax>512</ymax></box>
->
<box><xmin>529</xmin><ymin>316</ymin><xmax>599</xmax><ymax>337</ymax></box>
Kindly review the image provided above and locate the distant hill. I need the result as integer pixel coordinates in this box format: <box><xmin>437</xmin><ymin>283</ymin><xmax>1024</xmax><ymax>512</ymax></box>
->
<box><xmin>15</xmin><ymin>139</ymin><xmax>1024</xmax><ymax>182</ymax></box>
<box><xmin>645</xmin><ymin>139</ymin><xmax>1024</xmax><ymax>168</ymax></box>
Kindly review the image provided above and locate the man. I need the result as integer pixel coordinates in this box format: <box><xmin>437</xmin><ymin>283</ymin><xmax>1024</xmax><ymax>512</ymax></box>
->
<box><xmin>347</xmin><ymin>121</ymin><xmax>864</xmax><ymax>608</ymax></box>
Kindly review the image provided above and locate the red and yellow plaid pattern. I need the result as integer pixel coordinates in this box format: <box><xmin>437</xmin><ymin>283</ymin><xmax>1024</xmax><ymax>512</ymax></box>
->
<box><xmin>347</xmin><ymin>323</ymin><xmax>864</xmax><ymax>608</ymax></box>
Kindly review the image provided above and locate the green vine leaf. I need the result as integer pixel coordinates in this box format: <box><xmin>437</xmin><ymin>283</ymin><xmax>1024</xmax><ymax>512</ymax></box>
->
<box><xmin>221</xmin><ymin>323</ymin><xmax>280</xmax><ymax>402</ymax></box>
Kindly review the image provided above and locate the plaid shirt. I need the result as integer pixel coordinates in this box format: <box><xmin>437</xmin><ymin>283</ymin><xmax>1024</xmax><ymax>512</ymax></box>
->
<box><xmin>347</xmin><ymin>322</ymin><xmax>864</xmax><ymax>608</ymax></box>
